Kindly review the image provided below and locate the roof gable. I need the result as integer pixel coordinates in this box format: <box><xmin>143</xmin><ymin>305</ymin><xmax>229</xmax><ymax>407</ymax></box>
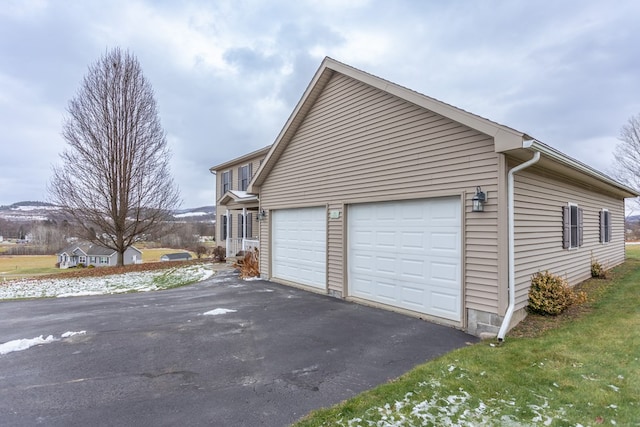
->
<box><xmin>248</xmin><ymin>57</ymin><xmax>528</xmax><ymax>193</ymax></box>
<box><xmin>247</xmin><ymin>57</ymin><xmax>637</xmax><ymax>198</ymax></box>
<box><xmin>218</xmin><ymin>190</ymin><xmax>259</xmax><ymax>205</ymax></box>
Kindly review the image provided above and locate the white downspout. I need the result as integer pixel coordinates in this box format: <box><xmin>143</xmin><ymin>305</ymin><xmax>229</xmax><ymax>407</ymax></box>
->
<box><xmin>242</xmin><ymin>207</ymin><xmax>247</xmax><ymax>251</ymax></box>
<box><xmin>225</xmin><ymin>208</ymin><xmax>231</xmax><ymax>259</ymax></box>
<box><xmin>497</xmin><ymin>150</ymin><xmax>541</xmax><ymax>342</ymax></box>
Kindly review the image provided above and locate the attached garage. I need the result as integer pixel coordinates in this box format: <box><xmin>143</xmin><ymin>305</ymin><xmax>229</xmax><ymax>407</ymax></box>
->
<box><xmin>272</xmin><ymin>207</ymin><xmax>326</xmax><ymax>289</ymax></box>
<box><xmin>239</xmin><ymin>57</ymin><xmax>636</xmax><ymax>338</ymax></box>
<box><xmin>348</xmin><ymin>197</ymin><xmax>462</xmax><ymax>322</ymax></box>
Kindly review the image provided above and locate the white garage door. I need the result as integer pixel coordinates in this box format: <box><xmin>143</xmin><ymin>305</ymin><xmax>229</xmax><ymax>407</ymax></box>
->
<box><xmin>272</xmin><ymin>207</ymin><xmax>326</xmax><ymax>289</ymax></box>
<box><xmin>348</xmin><ymin>197</ymin><xmax>461</xmax><ymax>321</ymax></box>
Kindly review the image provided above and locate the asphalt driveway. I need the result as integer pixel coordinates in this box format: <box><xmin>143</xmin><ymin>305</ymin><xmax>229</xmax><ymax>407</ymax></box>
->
<box><xmin>0</xmin><ymin>269</ymin><xmax>477</xmax><ymax>426</ymax></box>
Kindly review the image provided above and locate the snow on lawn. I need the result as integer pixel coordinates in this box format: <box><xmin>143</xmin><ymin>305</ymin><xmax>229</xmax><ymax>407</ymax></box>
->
<box><xmin>335</xmin><ymin>365</ymin><xmax>580</xmax><ymax>427</ymax></box>
<box><xmin>0</xmin><ymin>264</ymin><xmax>215</xmax><ymax>300</ymax></box>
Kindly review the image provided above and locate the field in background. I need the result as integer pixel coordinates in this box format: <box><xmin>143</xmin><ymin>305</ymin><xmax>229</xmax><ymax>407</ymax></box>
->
<box><xmin>0</xmin><ymin>247</ymin><xmax>199</xmax><ymax>281</ymax></box>
<box><xmin>0</xmin><ymin>255</ymin><xmax>59</xmax><ymax>280</ymax></box>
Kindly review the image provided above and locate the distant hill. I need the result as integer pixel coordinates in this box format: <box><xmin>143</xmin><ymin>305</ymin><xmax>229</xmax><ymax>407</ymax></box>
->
<box><xmin>0</xmin><ymin>202</ymin><xmax>215</xmax><ymax>223</ymax></box>
<box><xmin>172</xmin><ymin>206</ymin><xmax>216</xmax><ymax>222</ymax></box>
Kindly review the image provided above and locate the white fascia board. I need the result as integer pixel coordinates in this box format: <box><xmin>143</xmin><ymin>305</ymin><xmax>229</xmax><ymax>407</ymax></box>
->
<box><xmin>529</xmin><ymin>141</ymin><xmax>639</xmax><ymax>197</ymax></box>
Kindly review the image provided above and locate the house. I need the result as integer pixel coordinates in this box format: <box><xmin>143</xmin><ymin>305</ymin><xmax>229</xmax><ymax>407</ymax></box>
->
<box><xmin>210</xmin><ymin>146</ymin><xmax>270</xmax><ymax>258</ymax></box>
<box><xmin>57</xmin><ymin>242</ymin><xmax>142</xmax><ymax>268</ymax></box>
<box><xmin>216</xmin><ymin>57</ymin><xmax>638</xmax><ymax>338</ymax></box>
<box><xmin>160</xmin><ymin>252</ymin><xmax>192</xmax><ymax>262</ymax></box>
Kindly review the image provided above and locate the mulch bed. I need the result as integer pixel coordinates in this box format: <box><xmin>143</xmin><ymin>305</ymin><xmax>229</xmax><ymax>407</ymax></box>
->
<box><xmin>508</xmin><ymin>274</ymin><xmax>614</xmax><ymax>338</ymax></box>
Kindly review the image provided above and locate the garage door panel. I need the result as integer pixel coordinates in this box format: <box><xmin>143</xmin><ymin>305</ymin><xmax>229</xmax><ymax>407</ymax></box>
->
<box><xmin>431</xmin><ymin>292</ymin><xmax>459</xmax><ymax>314</ymax></box>
<box><xmin>431</xmin><ymin>261</ymin><xmax>458</xmax><ymax>282</ymax></box>
<box><xmin>431</xmin><ymin>232</ymin><xmax>459</xmax><ymax>251</ymax></box>
<box><xmin>272</xmin><ymin>207</ymin><xmax>326</xmax><ymax>289</ymax></box>
<box><xmin>349</xmin><ymin>197</ymin><xmax>461</xmax><ymax>321</ymax></box>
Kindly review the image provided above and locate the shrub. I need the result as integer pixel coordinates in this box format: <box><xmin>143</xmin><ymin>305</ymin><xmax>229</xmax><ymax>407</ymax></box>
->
<box><xmin>528</xmin><ymin>271</ymin><xmax>576</xmax><ymax>315</ymax></box>
<box><xmin>590</xmin><ymin>257</ymin><xmax>608</xmax><ymax>279</ymax></box>
<box><xmin>211</xmin><ymin>246</ymin><xmax>226</xmax><ymax>262</ymax></box>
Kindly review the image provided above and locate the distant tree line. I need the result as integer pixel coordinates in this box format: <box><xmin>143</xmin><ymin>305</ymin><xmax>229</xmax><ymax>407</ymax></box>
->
<box><xmin>0</xmin><ymin>216</ymin><xmax>214</xmax><ymax>256</ymax></box>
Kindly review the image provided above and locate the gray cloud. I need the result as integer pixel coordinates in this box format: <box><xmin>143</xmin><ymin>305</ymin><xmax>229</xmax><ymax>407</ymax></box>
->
<box><xmin>1</xmin><ymin>0</ymin><xmax>639</xmax><ymax>207</ymax></box>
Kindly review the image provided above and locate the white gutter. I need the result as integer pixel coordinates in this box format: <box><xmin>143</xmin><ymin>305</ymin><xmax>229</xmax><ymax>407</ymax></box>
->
<box><xmin>497</xmin><ymin>149</ymin><xmax>541</xmax><ymax>342</ymax></box>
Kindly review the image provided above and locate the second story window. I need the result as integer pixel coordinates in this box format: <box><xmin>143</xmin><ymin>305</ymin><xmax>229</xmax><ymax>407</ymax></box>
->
<box><xmin>222</xmin><ymin>170</ymin><xmax>232</xmax><ymax>193</ymax></box>
<box><xmin>239</xmin><ymin>164</ymin><xmax>252</xmax><ymax>191</ymax></box>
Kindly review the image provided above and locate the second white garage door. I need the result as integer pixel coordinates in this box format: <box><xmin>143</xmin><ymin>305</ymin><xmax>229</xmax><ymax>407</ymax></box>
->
<box><xmin>272</xmin><ymin>207</ymin><xmax>326</xmax><ymax>289</ymax></box>
<box><xmin>348</xmin><ymin>197</ymin><xmax>462</xmax><ymax>321</ymax></box>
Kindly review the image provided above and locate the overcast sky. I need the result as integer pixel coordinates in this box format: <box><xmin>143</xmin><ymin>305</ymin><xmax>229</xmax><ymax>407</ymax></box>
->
<box><xmin>1</xmin><ymin>0</ymin><xmax>639</xmax><ymax>208</ymax></box>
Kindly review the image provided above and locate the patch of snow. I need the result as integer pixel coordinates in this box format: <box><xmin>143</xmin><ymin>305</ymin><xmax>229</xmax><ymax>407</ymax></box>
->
<box><xmin>0</xmin><ymin>264</ymin><xmax>214</xmax><ymax>300</ymax></box>
<box><xmin>608</xmin><ymin>385</ymin><xmax>620</xmax><ymax>392</ymax></box>
<box><xmin>61</xmin><ymin>331</ymin><xmax>86</xmax><ymax>338</ymax></box>
<box><xmin>334</xmin><ymin>369</ymin><xmax>575</xmax><ymax>426</ymax></box>
<box><xmin>242</xmin><ymin>276</ymin><xmax>262</xmax><ymax>281</ymax></box>
<box><xmin>173</xmin><ymin>211</ymin><xmax>209</xmax><ymax>218</ymax></box>
<box><xmin>12</xmin><ymin>205</ymin><xmax>59</xmax><ymax>211</ymax></box>
<box><xmin>0</xmin><ymin>335</ymin><xmax>57</xmax><ymax>355</ymax></box>
<box><xmin>203</xmin><ymin>308</ymin><xmax>237</xmax><ymax>316</ymax></box>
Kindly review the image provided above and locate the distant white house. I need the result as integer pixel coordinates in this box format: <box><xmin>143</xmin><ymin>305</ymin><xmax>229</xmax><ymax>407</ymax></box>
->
<box><xmin>57</xmin><ymin>242</ymin><xmax>142</xmax><ymax>268</ymax></box>
<box><xmin>160</xmin><ymin>252</ymin><xmax>192</xmax><ymax>262</ymax></box>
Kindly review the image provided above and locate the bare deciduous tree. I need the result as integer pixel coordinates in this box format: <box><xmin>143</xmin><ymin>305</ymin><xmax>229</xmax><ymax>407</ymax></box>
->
<box><xmin>49</xmin><ymin>48</ymin><xmax>180</xmax><ymax>265</ymax></box>
<box><xmin>613</xmin><ymin>113</ymin><xmax>640</xmax><ymax>218</ymax></box>
<box><xmin>613</xmin><ymin>114</ymin><xmax>640</xmax><ymax>191</ymax></box>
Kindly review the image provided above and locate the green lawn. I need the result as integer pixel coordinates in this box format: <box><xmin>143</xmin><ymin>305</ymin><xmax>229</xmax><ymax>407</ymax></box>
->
<box><xmin>0</xmin><ymin>255</ymin><xmax>59</xmax><ymax>280</ymax></box>
<box><xmin>295</xmin><ymin>247</ymin><xmax>640</xmax><ymax>426</ymax></box>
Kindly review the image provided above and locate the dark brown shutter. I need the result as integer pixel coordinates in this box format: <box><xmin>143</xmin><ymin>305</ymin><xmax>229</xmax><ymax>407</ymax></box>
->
<box><xmin>608</xmin><ymin>212</ymin><xmax>613</xmax><ymax>242</ymax></box>
<box><xmin>222</xmin><ymin>215</ymin><xmax>228</xmax><ymax>240</ymax></box>
<box><xmin>562</xmin><ymin>206</ymin><xmax>570</xmax><ymax>249</ymax></box>
<box><xmin>599</xmin><ymin>210</ymin><xmax>605</xmax><ymax>243</ymax></box>
<box><xmin>578</xmin><ymin>207</ymin><xmax>584</xmax><ymax>247</ymax></box>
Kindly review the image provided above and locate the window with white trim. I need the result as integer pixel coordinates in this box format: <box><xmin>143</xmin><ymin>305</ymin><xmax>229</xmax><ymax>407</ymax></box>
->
<box><xmin>600</xmin><ymin>209</ymin><xmax>612</xmax><ymax>243</ymax></box>
<box><xmin>563</xmin><ymin>203</ymin><xmax>583</xmax><ymax>249</ymax></box>
<box><xmin>222</xmin><ymin>170</ymin><xmax>232</xmax><ymax>193</ymax></box>
<box><xmin>239</xmin><ymin>164</ymin><xmax>252</xmax><ymax>191</ymax></box>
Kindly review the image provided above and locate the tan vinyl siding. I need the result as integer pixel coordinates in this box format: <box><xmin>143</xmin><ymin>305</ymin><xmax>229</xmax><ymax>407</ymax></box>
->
<box><xmin>260</xmin><ymin>72</ymin><xmax>501</xmax><ymax>315</ymax></box>
<box><xmin>327</xmin><ymin>202</ymin><xmax>344</xmax><ymax>294</ymax></box>
<box><xmin>214</xmin><ymin>154</ymin><xmax>265</xmax><ymax>247</ymax></box>
<box><xmin>512</xmin><ymin>166</ymin><xmax>626</xmax><ymax>309</ymax></box>
<box><xmin>259</xmin><ymin>210</ymin><xmax>270</xmax><ymax>278</ymax></box>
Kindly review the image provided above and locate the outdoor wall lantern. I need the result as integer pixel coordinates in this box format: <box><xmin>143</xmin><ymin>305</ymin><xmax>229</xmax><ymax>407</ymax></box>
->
<box><xmin>472</xmin><ymin>186</ymin><xmax>486</xmax><ymax>212</ymax></box>
<box><xmin>257</xmin><ymin>209</ymin><xmax>267</xmax><ymax>221</ymax></box>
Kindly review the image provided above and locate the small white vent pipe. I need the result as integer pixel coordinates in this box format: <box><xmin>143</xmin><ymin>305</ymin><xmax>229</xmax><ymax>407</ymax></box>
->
<box><xmin>497</xmin><ymin>149</ymin><xmax>541</xmax><ymax>342</ymax></box>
